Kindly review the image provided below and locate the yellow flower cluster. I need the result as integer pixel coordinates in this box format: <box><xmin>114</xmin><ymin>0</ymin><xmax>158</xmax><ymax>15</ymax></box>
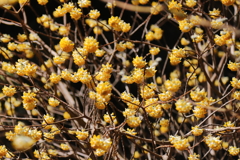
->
<box><xmin>51</xmin><ymin>125</ymin><xmax>60</xmax><ymax>134</ymax></box>
<box><xmin>231</xmin><ymin>77</ymin><xmax>240</xmax><ymax>89</ymax></box>
<box><xmin>37</xmin><ymin>14</ymin><xmax>57</xmax><ymax>30</ymax></box>
<box><xmin>175</xmin><ymin>98</ymin><xmax>192</xmax><ymax>114</ymax></box>
<box><xmin>15</xmin><ymin>59</ymin><xmax>37</xmax><ymax>77</ymax></box>
<box><xmin>49</xmin><ymin>73</ymin><xmax>61</xmax><ymax>84</ymax></box>
<box><xmin>85</xmin><ymin>19</ymin><xmax>110</xmax><ymax>33</ymax></box>
<box><xmin>190</xmin><ymin>87</ymin><xmax>207</xmax><ymax>102</ymax></box>
<box><xmin>159</xmin><ymin>118</ymin><xmax>169</xmax><ymax>133</ymax></box>
<box><xmin>191</xmin><ymin>126</ymin><xmax>203</xmax><ymax>136</ymax></box>
<box><xmin>164</xmin><ymin>78</ymin><xmax>181</xmax><ymax>92</ymax></box>
<box><xmin>169</xmin><ymin>53</ymin><xmax>182</xmax><ymax>66</ymax></box>
<box><xmin>233</xmin><ymin>91</ymin><xmax>240</xmax><ymax>100</ymax></box>
<box><xmin>150</xmin><ymin>2</ymin><xmax>163</xmax><ymax>15</ymax></box>
<box><xmin>204</xmin><ymin>134</ymin><xmax>222</xmax><ymax>151</ymax></box>
<box><xmin>108</xmin><ymin>16</ymin><xmax>131</xmax><ymax>32</ymax></box>
<box><xmin>89</xmin><ymin>81</ymin><xmax>112</xmax><ymax>109</ymax></box>
<box><xmin>43</xmin><ymin>132</ymin><xmax>55</xmax><ymax>142</ymax></box>
<box><xmin>95</xmin><ymin>49</ymin><xmax>106</xmax><ymax>57</ymax></box>
<box><xmin>19</xmin><ymin>0</ymin><xmax>29</xmax><ymax>5</ymax></box>
<box><xmin>2</xmin><ymin>85</ymin><xmax>16</xmax><ymax>97</ymax></box>
<box><xmin>132</xmin><ymin>56</ymin><xmax>147</xmax><ymax>68</ymax></box>
<box><xmin>104</xmin><ymin>113</ymin><xmax>118</xmax><ymax>124</ymax></box>
<box><xmin>140</xmin><ymin>84</ymin><xmax>156</xmax><ymax>99</ymax></box>
<box><xmin>0</xmin><ymin>47</ymin><xmax>13</xmax><ymax>59</ymax></box>
<box><xmin>125</xmin><ymin>114</ymin><xmax>142</xmax><ymax>128</ymax></box>
<box><xmin>37</xmin><ymin>0</ymin><xmax>48</xmax><ymax>5</ymax></box>
<box><xmin>125</xmin><ymin>128</ymin><xmax>137</xmax><ymax>139</ymax></box>
<box><xmin>74</xmin><ymin>68</ymin><xmax>92</xmax><ymax>85</ymax></box>
<box><xmin>168</xmin><ymin>0</ymin><xmax>186</xmax><ymax>21</ymax></box>
<box><xmin>0</xmin><ymin>145</ymin><xmax>14</xmax><ymax>158</ymax></box>
<box><xmin>60</xmin><ymin>143</ymin><xmax>70</xmax><ymax>150</ymax></box>
<box><xmin>191</xmin><ymin>33</ymin><xmax>203</xmax><ymax>43</ymax></box>
<box><xmin>228</xmin><ymin>61</ymin><xmax>240</xmax><ymax>71</ymax></box>
<box><xmin>16</xmin><ymin>43</ymin><xmax>32</xmax><ymax>58</ymax></box>
<box><xmin>122</xmin><ymin>65</ymin><xmax>156</xmax><ymax>84</ymax></box>
<box><xmin>70</xmin><ymin>7</ymin><xmax>82</xmax><ymax>20</ymax></box>
<box><xmin>12</xmin><ymin>135</ymin><xmax>37</xmax><ymax>151</ymax></box>
<box><xmin>121</xmin><ymin>92</ymin><xmax>140</xmax><ymax>110</ymax></box>
<box><xmin>209</xmin><ymin>8</ymin><xmax>221</xmax><ymax>19</ymax></box>
<box><xmin>193</xmin><ymin>97</ymin><xmax>214</xmax><ymax>118</ymax></box>
<box><xmin>4</xmin><ymin>43</ymin><xmax>14</xmax><ymax>54</ymax></box>
<box><xmin>178</xmin><ymin>19</ymin><xmax>193</xmax><ymax>32</ymax></box>
<box><xmin>221</xmin><ymin>0</ymin><xmax>236</xmax><ymax>6</ymax></box>
<box><xmin>53</xmin><ymin>3</ymin><xmax>70</xmax><ymax>17</ymax></box>
<box><xmin>123</xmin><ymin>108</ymin><xmax>136</xmax><ymax>117</ymax></box>
<box><xmin>121</xmin><ymin>69</ymin><xmax>139</xmax><ymax>84</ymax></box>
<box><xmin>162</xmin><ymin>103</ymin><xmax>173</xmax><ymax>110</ymax></box>
<box><xmin>139</xmin><ymin>0</ymin><xmax>149</xmax><ymax>5</ymax></box>
<box><xmin>22</xmin><ymin>91</ymin><xmax>37</xmax><ymax>110</ymax></box>
<box><xmin>90</xmin><ymin>135</ymin><xmax>112</xmax><ymax>156</ymax></box>
<box><xmin>146</xmin><ymin>25</ymin><xmax>163</xmax><ymax>41</ymax></box>
<box><xmin>34</xmin><ymin>150</ymin><xmax>51</xmax><ymax>159</ymax></box>
<box><xmin>158</xmin><ymin>91</ymin><xmax>173</xmax><ymax>101</ymax></box>
<box><xmin>17</xmin><ymin>33</ymin><xmax>27</xmax><ymax>42</ymax></box>
<box><xmin>95</xmin><ymin>63</ymin><xmax>113</xmax><ymax>81</ymax></box>
<box><xmin>120</xmin><ymin>92</ymin><xmax>142</xmax><ymax>127</ymax></box>
<box><xmin>181</xmin><ymin>38</ymin><xmax>190</xmax><ymax>46</ymax></box>
<box><xmin>43</xmin><ymin>114</ymin><xmax>55</xmax><ymax>124</ymax></box>
<box><xmin>183</xmin><ymin>59</ymin><xmax>207</xmax><ymax>84</ymax></box>
<box><xmin>168</xmin><ymin>0</ymin><xmax>182</xmax><ymax>12</ymax></box>
<box><xmin>223</xmin><ymin>121</ymin><xmax>235</xmax><ymax>128</ymax></box>
<box><xmin>116</xmin><ymin>41</ymin><xmax>134</xmax><ymax>52</ymax></box>
<box><xmin>211</xmin><ymin>17</ymin><xmax>227</xmax><ymax>29</ymax></box>
<box><xmin>149</xmin><ymin>47</ymin><xmax>160</xmax><ymax>55</ymax></box>
<box><xmin>228</xmin><ymin>146</ymin><xmax>240</xmax><ymax>156</ymax></box>
<box><xmin>116</xmin><ymin>41</ymin><xmax>126</xmax><ymax>52</ymax></box>
<box><xmin>75</xmin><ymin>129</ymin><xmax>89</xmax><ymax>140</ymax></box>
<box><xmin>72</xmin><ymin>48</ymin><xmax>87</xmax><ymax>66</ymax></box>
<box><xmin>78</xmin><ymin>0</ymin><xmax>91</xmax><ymax>8</ymax></box>
<box><xmin>214</xmin><ymin>30</ymin><xmax>233</xmax><ymax>46</ymax></box>
<box><xmin>160</xmin><ymin>118</ymin><xmax>169</xmax><ymax>127</ymax></box>
<box><xmin>7</xmin><ymin>42</ymin><xmax>17</xmax><ymax>51</ymax></box>
<box><xmin>59</xmin><ymin>37</ymin><xmax>74</xmax><ymax>52</ymax></box>
<box><xmin>89</xmin><ymin>9</ymin><xmax>100</xmax><ymax>19</ymax></box>
<box><xmin>48</xmin><ymin>149</ymin><xmax>57</xmax><ymax>156</ymax></box>
<box><xmin>145</xmin><ymin>98</ymin><xmax>163</xmax><ymax>118</ymax></box>
<box><xmin>171</xmin><ymin>48</ymin><xmax>187</xmax><ymax>58</ymax></box>
<box><xmin>41</xmin><ymin>59</ymin><xmax>53</xmax><ymax>71</ymax></box>
<box><xmin>169</xmin><ymin>135</ymin><xmax>190</xmax><ymax>151</ymax></box>
<box><xmin>0</xmin><ymin>34</ymin><xmax>11</xmax><ymax>43</ymax></box>
<box><xmin>83</xmin><ymin>36</ymin><xmax>99</xmax><ymax>53</ymax></box>
<box><xmin>188</xmin><ymin>153</ymin><xmax>200</xmax><ymax>160</ymax></box>
<box><xmin>186</xmin><ymin>0</ymin><xmax>197</xmax><ymax>8</ymax></box>
<box><xmin>61</xmin><ymin>69</ymin><xmax>71</xmax><ymax>81</ymax></box>
<box><xmin>53</xmin><ymin>55</ymin><xmax>66</xmax><ymax>64</ymax></box>
<box><xmin>48</xmin><ymin>97</ymin><xmax>60</xmax><ymax>107</ymax></box>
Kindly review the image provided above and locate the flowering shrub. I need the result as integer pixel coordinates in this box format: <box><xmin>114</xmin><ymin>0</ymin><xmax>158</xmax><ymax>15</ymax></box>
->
<box><xmin>0</xmin><ymin>0</ymin><xmax>240</xmax><ymax>159</ymax></box>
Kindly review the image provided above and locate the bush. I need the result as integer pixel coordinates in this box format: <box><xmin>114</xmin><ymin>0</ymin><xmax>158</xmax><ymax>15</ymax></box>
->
<box><xmin>0</xmin><ymin>0</ymin><xmax>240</xmax><ymax>159</ymax></box>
